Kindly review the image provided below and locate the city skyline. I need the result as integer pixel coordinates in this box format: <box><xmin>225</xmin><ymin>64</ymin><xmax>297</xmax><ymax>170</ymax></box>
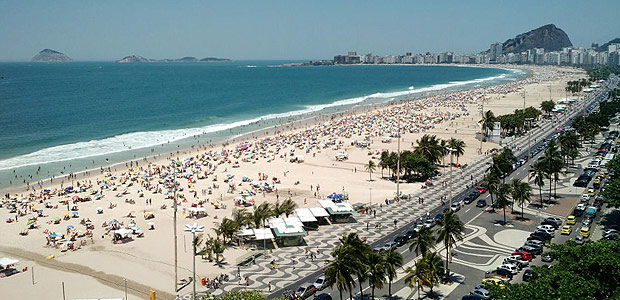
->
<box><xmin>0</xmin><ymin>0</ymin><xmax>619</xmax><ymax>61</ymax></box>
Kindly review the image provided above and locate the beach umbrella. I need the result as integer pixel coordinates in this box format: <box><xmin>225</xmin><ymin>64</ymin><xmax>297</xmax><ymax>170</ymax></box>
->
<box><xmin>44</xmin><ymin>189</ymin><xmax>51</xmax><ymax>193</ymax></box>
<box><xmin>71</xmin><ymin>211</ymin><xmax>79</xmax><ymax>215</ymax></box>
<box><xmin>67</xmin><ymin>225</ymin><xmax>74</xmax><ymax>229</ymax></box>
<box><xmin>48</xmin><ymin>233</ymin><xmax>57</xmax><ymax>238</ymax></box>
<box><xmin>72</xmin><ymin>196</ymin><xmax>80</xmax><ymax>201</ymax></box>
<box><xmin>53</xmin><ymin>216</ymin><xmax>60</xmax><ymax>221</ymax></box>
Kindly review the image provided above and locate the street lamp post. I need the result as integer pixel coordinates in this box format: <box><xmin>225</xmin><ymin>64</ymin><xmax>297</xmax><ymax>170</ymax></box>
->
<box><xmin>396</xmin><ymin>117</ymin><xmax>401</xmax><ymax>199</ymax></box>
<box><xmin>173</xmin><ymin>165</ymin><xmax>178</xmax><ymax>292</ymax></box>
<box><xmin>184</xmin><ymin>222</ymin><xmax>205</xmax><ymax>300</ymax></box>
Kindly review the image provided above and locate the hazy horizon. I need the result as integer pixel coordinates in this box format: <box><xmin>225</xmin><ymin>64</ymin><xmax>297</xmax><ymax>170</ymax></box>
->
<box><xmin>1</xmin><ymin>0</ymin><xmax>619</xmax><ymax>62</ymax></box>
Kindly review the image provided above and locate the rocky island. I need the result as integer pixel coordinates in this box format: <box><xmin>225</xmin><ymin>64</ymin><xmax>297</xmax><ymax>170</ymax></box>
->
<box><xmin>31</xmin><ymin>49</ymin><xmax>72</xmax><ymax>62</ymax></box>
<box><xmin>115</xmin><ymin>55</ymin><xmax>231</xmax><ymax>63</ymax></box>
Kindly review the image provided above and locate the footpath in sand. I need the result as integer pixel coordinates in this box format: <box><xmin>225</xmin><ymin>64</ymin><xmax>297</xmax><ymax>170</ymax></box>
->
<box><xmin>0</xmin><ymin>65</ymin><xmax>585</xmax><ymax>299</ymax></box>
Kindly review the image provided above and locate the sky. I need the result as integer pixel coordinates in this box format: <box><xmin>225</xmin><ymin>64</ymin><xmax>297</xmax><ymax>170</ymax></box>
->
<box><xmin>0</xmin><ymin>0</ymin><xmax>619</xmax><ymax>61</ymax></box>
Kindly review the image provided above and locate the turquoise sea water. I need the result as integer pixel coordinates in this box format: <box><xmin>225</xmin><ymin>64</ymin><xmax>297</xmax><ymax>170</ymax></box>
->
<box><xmin>0</xmin><ymin>61</ymin><xmax>521</xmax><ymax>189</ymax></box>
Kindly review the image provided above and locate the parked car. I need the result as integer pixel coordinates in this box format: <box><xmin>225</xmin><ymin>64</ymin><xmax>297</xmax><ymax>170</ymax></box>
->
<box><xmin>511</xmin><ymin>251</ymin><xmax>533</xmax><ymax>261</ymax></box>
<box><xmin>579</xmin><ymin>227</ymin><xmax>591</xmax><ymax>238</ymax></box>
<box><xmin>314</xmin><ymin>293</ymin><xmax>332</xmax><ymax>300</ymax></box>
<box><xmin>522</xmin><ymin>269</ymin><xmax>534</xmax><ymax>282</ymax></box>
<box><xmin>566</xmin><ymin>215</ymin><xmax>576</xmax><ymax>225</ymax></box>
<box><xmin>313</xmin><ymin>276</ymin><xmax>326</xmax><ymax>290</ymax></box>
<box><xmin>574</xmin><ymin>235</ymin><xmax>585</xmax><ymax>245</ymax></box>
<box><xmin>524</xmin><ymin>239</ymin><xmax>544</xmax><ymax>248</ymax></box>
<box><xmin>498</xmin><ymin>264</ymin><xmax>519</xmax><ymax>275</ymax></box>
<box><xmin>476</xmin><ymin>199</ymin><xmax>487</xmax><ymax>208</ymax></box>
<box><xmin>541</xmin><ymin>254</ymin><xmax>554</xmax><ymax>262</ymax></box>
<box><xmin>560</xmin><ymin>225</ymin><xmax>572</xmax><ymax>235</ymax></box>
<box><xmin>469</xmin><ymin>287</ymin><xmax>491</xmax><ymax>300</ymax></box>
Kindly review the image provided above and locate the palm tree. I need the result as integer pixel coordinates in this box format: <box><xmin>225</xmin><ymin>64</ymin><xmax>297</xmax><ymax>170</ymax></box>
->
<box><xmin>366</xmin><ymin>250</ymin><xmax>386</xmax><ymax>299</ymax></box>
<box><xmin>421</xmin><ymin>252</ymin><xmax>445</xmax><ymax>296</ymax></box>
<box><xmin>252</xmin><ymin>202</ymin><xmax>273</xmax><ymax>229</ymax></box>
<box><xmin>485</xmin><ymin>170</ymin><xmax>501</xmax><ymax>211</ymax></box>
<box><xmin>273</xmin><ymin>199</ymin><xmax>296</xmax><ymax>218</ymax></box>
<box><xmin>414</xmin><ymin>134</ymin><xmax>443</xmax><ymax>165</ymax></box>
<box><xmin>436</xmin><ymin>211</ymin><xmax>465</xmax><ymax>282</ymax></box>
<box><xmin>213</xmin><ymin>217</ymin><xmax>237</xmax><ymax>244</ymax></box>
<box><xmin>495</xmin><ymin>183</ymin><xmax>512</xmax><ymax>225</ymax></box>
<box><xmin>379</xmin><ymin>152</ymin><xmax>389</xmax><ymax>178</ymax></box>
<box><xmin>479</xmin><ymin>110</ymin><xmax>497</xmax><ymax>137</ymax></box>
<box><xmin>404</xmin><ymin>259</ymin><xmax>431</xmax><ymax>300</ymax></box>
<box><xmin>408</xmin><ymin>226</ymin><xmax>435</xmax><ymax>256</ymax></box>
<box><xmin>339</xmin><ymin>233</ymin><xmax>370</xmax><ymax>298</ymax></box>
<box><xmin>231</xmin><ymin>208</ymin><xmax>252</xmax><ymax>229</ymax></box>
<box><xmin>511</xmin><ymin>178</ymin><xmax>532</xmax><ymax>220</ymax></box>
<box><xmin>448</xmin><ymin>138</ymin><xmax>466</xmax><ymax>165</ymax></box>
<box><xmin>544</xmin><ymin>140</ymin><xmax>564</xmax><ymax>198</ymax></box>
<box><xmin>529</xmin><ymin>160</ymin><xmax>547</xmax><ymax>208</ymax></box>
<box><xmin>208</xmin><ymin>236</ymin><xmax>226</xmax><ymax>265</ymax></box>
<box><xmin>382</xmin><ymin>248</ymin><xmax>403</xmax><ymax>298</ymax></box>
<box><xmin>325</xmin><ymin>245</ymin><xmax>356</xmax><ymax>300</ymax></box>
<box><xmin>365</xmin><ymin>160</ymin><xmax>377</xmax><ymax>181</ymax></box>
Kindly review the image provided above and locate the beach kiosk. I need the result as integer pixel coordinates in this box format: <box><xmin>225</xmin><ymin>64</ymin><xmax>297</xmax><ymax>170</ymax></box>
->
<box><xmin>318</xmin><ymin>200</ymin><xmax>354</xmax><ymax>223</ymax></box>
<box><xmin>309</xmin><ymin>207</ymin><xmax>331</xmax><ymax>225</ymax></box>
<box><xmin>268</xmin><ymin>218</ymin><xmax>307</xmax><ymax>247</ymax></box>
<box><xmin>294</xmin><ymin>208</ymin><xmax>319</xmax><ymax>229</ymax></box>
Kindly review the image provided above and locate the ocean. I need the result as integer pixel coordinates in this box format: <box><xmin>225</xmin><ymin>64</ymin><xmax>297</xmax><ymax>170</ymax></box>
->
<box><xmin>0</xmin><ymin>61</ymin><xmax>523</xmax><ymax>189</ymax></box>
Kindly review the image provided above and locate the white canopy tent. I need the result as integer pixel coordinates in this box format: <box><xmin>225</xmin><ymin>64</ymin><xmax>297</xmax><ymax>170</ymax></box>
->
<box><xmin>0</xmin><ymin>258</ymin><xmax>18</xmax><ymax>268</ymax></box>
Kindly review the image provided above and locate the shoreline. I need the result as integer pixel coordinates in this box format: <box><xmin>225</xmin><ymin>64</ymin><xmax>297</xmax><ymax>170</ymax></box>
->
<box><xmin>0</xmin><ymin>64</ymin><xmax>525</xmax><ymax>195</ymax></box>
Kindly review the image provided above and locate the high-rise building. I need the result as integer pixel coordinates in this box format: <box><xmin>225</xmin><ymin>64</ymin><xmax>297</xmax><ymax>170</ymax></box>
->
<box><xmin>489</xmin><ymin>42</ymin><xmax>502</xmax><ymax>63</ymax></box>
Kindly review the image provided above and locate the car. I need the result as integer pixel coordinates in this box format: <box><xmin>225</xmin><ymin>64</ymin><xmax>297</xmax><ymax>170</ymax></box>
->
<box><xmin>541</xmin><ymin>254</ymin><xmax>554</xmax><ymax>262</ymax></box>
<box><xmin>543</xmin><ymin>216</ymin><xmax>563</xmax><ymax>227</ymax></box>
<box><xmin>423</xmin><ymin>218</ymin><xmax>435</xmax><ymax>228</ymax></box>
<box><xmin>581</xmin><ymin>194</ymin><xmax>591</xmax><ymax>202</ymax></box>
<box><xmin>525</xmin><ymin>239</ymin><xmax>544</xmax><ymax>248</ymax></box>
<box><xmin>313</xmin><ymin>293</ymin><xmax>332</xmax><ymax>300</ymax></box>
<box><xmin>393</xmin><ymin>236</ymin><xmax>406</xmax><ymax>247</ymax></box>
<box><xmin>296</xmin><ymin>286</ymin><xmax>317</xmax><ymax>299</ymax></box>
<box><xmin>476</xmin><ymin>199</ymin><xmax>487</xmax><ymax>207</ymax></box>
<box><xmin>313</xmin><ymin>276</ymin><xmax>326</xmax><ymax>290</ymax></box>
<box><xmin>462</xmin><ymin>295</ymin><xmax>486</xmax><ymax>300</ymax></box>
<box><xmin>405</xmin><ymin>230</ymin><xmax>417</xmax><ymax>240</ymax></box>
<box><xmin>493</xmin><ymin>267</ymin><xmax>514</xmax><ymax>278</ymax></box>
<box><xmin>498</xmin><ymin>264</ymin><xmax>519</xmax><ymax>275</ymax></box>
<box><xmin>518</xmin><ymin>245</ymin><xmax>543</xmax><ymax>255</ymax></box>
<box><xmin>535</xmin><ymin>228</ymin><xmax>554</xmax><ymax>236</ymax></box>
<box><xmin>560</xmin><ymin>225</ymin><xmax>572</xmax><ymax>235</ymax></box>
<box><xmin>504</xmin><ymin>256</ymin><xmax>529</xmax><ymax>269</ymax></box>
<box><xmin>511</xmin><ymin>251</ymin><xmax>533</xmax><ymax>261</ymax></box>
<box><xmin>522</xmin><ymin>269</ymin><xmax>534</xmax><ymax>282</ymax></box>
<box><xmin>463</xmin><ymin>195</ymin><xmax>474</xmax><ymax>204</ymax></box>
<box><xmin>566</xmin><ymin>215</ymin><xmax>576</xmax><ymax>225</ymax></box>
<box><xmin>574</xmin><ymin>235</ymin><xmax>585</xmax><ymax>245</ymax></box>
<box><xmin>481</xmin><ymin>277</ymin><xmax>506</xmax><ymax>289</ymax></box>
<box><xmin>538</xmin><ymin>225</ymin><xmax>556</xmax><ymax>232</ymax></box>
<box><xmin>579</xmin><ymin>227</ymin><xmax>591</xmax><ymax>238</ymax></box>
<box><xmin>469</xmin><ymin>287</ymin><xmax>491</xmax><ymax>300</ymax></box>
<box><xmin>451</xmin><ymin>202</ymin><xmax>461</xmax><ymax>212</ymax></box>
<box><xmin>529</xmin><ymin>232</ymin><xmax>552</xmax><ymax>242</ymax></box>
<box><xmin>587</xmin><ymin>188</ymin><xmax>595</xmax><ymax>196</ymax></box>
<box><xmin>476</xmin><ymin>186</ymin><xmax>488</xmax><ymax>193</ymax></box>
<box><xmin>582</xmin><ymin>218</ymin><xmax>592</xmax><ymax>227</ymax></box>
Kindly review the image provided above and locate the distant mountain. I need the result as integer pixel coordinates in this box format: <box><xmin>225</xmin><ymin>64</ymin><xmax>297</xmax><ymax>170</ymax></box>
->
<box><xmin>596</xmin><ymin>38</ymin><xmax>620</xmax><ymax>52</ymax></box>
<box><xmin>501</xmin><ymin>24</ymin><xmax>573</xmax><ymax>53</ymax></box>
<box><xmin>116</xmin><ymin>55</ymin><xmax>152</xmax><ymax>63</ymax></box>
<box><xmin>31</xmin><ymin>49</ymin><xmax>72</xmax><ymax>62</ymax></box>
<box><xmin>199</xmin><ymin>57</ymin><xmax>232</xmax><ymax>62</ymax></box>
<box><xmin>115</xmin><ymin>55</ymin><xmax>231</xmax><ymax>63</ymax></box>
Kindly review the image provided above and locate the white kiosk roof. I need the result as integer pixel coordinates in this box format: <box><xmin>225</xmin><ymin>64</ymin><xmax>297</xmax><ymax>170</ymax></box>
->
<box><xmin>309</xmin><ymin>207</ymin><xmax>330</xmax><ymax>217</ymax></box>
<box><xmin>0</xmin><ymin>258</ymin><xmax>18</xmax><ymax>267</ymax></box>
<box><xmin>295</xmin><ymin>208</ymin><xmax>318</xmax><ymax>222</ymax></box>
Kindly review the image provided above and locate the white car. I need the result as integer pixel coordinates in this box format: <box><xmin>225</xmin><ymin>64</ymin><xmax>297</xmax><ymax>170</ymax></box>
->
<box><xmin>535</xmin><ymin>228</ymin><xmax>554</xmax><ymax>235</ymax></box>
<box><xmin>537</xmin><ymin>225</ymin><xmax>556</xmax><ymax>232</ymax></box>
<box><xmin>498</xmin><ymin>263</ymin><xmax>519</xmax><ymax>275</ymax></box>
<box><xmin>313</xmin><ymin>276</ymin><xmax>326</xmax><ymax>290</ymax></box>
<box><xmin>581</xmin><ymin>194</ymin><xmax>590</xmax><ymax>202</ymax></box>
<box><xmin>450</xmin><ymin>202</ymin><xmax>461</xmax><ymax>212</ymax></box>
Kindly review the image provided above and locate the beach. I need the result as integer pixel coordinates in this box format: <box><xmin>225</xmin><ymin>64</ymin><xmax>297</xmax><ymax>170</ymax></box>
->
<box><xmin>0</xmin><ymin>64</ymin><xmax>586</xmax><ymax>299</ymax></box>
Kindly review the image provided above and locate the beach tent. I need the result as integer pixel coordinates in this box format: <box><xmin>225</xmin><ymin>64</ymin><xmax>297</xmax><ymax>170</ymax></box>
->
<box><xmin>0</xmin><ymin>258</ymin><xmax>18</xmax><ymax>268</ymax></box>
